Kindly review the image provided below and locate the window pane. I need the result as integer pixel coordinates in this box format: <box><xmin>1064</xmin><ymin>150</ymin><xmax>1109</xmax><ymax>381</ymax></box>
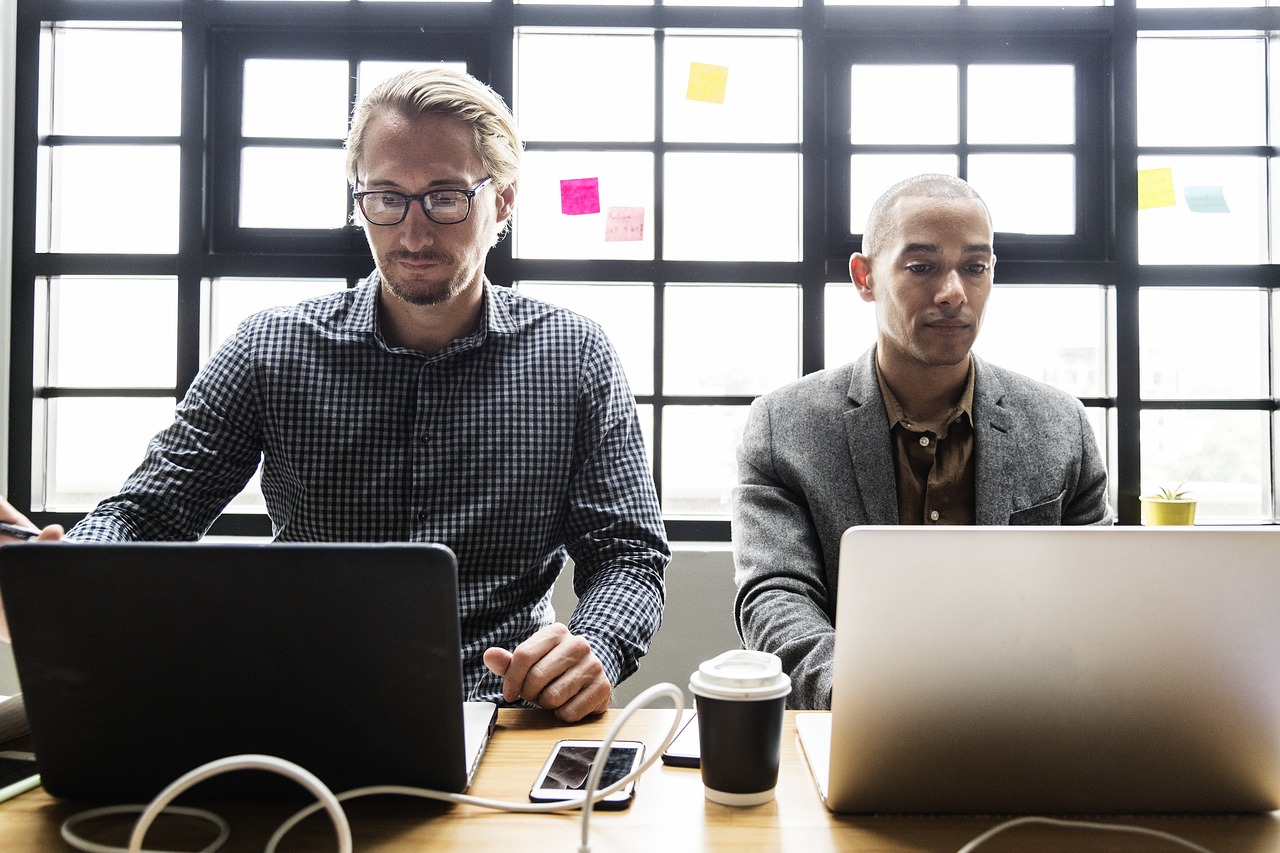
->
<box><xmin>42</xmin><ymin>398</ymin><xmax>177</xmax><ymax>511</ymax></box>
<box><xmin>514</xmin><ymin>150</ymin><xmax>654</xmax><ymax>259</ymax></box>
<box><xmin>45</xmin><ymin>146</ymin><xmax>180</xmax><ymax>253</ymax></box>
<box><xmin>204</xmin><ymin>278</ymin><xmax>346</xmax><ymax>362</ymax></box>
<box><xmin>664</xmin><ymin>284</ymin><xmax>799</xmax><ymax>396</ymax></box>
<box><xmin>357</xmin><ymin>61</ymin><xmax>468</xmax><ymax>106</ymax></box>
<box><xmin>824</xmin><ymin>282</ymin><xmax>879</xmax><ymax>368</ymax></box>
<box><xmin>516</xmin><ymin>32</ymin><xmax>654</xmax><ymax>142</ymax></box>
<box><xmin>239</xmin><ymin>148</ymin><xmax>348</xmax><ymax>229</ymax></box>
<box><xmin>977</xmin><ymin>284</ymin><xmax>1109</xmax><ymax>398</ymax></box>
<box><xmin>1141</xmin><ymin>410</ymin><xmax>1271</xmax><ymax>522</ymax></box>
<box><xmin>661</xmin><ymin>405</ymin><xmax>749</xmax><ymax>518</ymax></box>
<box><xmin>47</xmin><ymin>278</ymin><xmax>178</xmax><ymax>387</ymax></box>
<box><xmin>1138</xmin><ymin>37</ymin><xmax>1266</xmax><ymax>146</ymax></box>
<box><xmin>51</xmin><ymin>27</ymin><xmax>182</xmax><ymax>136</ymax></box>
<box><xmin>968</xmin><ymin>65</ymin><xmax>1073</xmax><ymax>145</ymax></box>
<box><xmin>850</xmin><ymin>65</ymin><xmax>957</xmax><ymax>144</ymax></box>
<box><xmin>1140</xmin><ymin>287</ymin><xmax>1268</xmax><ymax>399</ymax></box>
<box><xmin>1137</xmin><ymin>156</ymin><xmax>1268</xmax><ymax>265</ymax></box>
<box><xmin>969</xmin><ymin>153</ymin><xmax>1075</xmax><ymax>235</ymax></box>
<box><xmin>664</xmin><ymin>152</ymin><xmax>801</xmax><ymax>261</ymax></box>
<box><xmin>516</xmin><ymin>281</ymin><xmax>655</xmax><ymax>395</ymax></box>
<box><xmin>242</xmin><ymin>59</ymin><xmax>350</xmax><ymax>140</ymax></box>
<box><xmin>664</xmin><ymin>33</ymin><xmax>801</xmax><ymax>143</ymax></box>
<box><xmin>850</xmin><ymin>154</ymin><xmax>958</xmax><ymax>235</ymax></box>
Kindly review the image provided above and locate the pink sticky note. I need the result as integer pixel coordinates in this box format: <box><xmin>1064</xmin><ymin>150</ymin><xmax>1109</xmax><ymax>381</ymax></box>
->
<box><xmin>604</xmin><ymin>207</ymin><xmax>645</xmax><ymax>242</ymax></box>
<box><xmin>560</xmin><ymin>178</ymin><xmax>601</xmax><ymax>215</ymax></box>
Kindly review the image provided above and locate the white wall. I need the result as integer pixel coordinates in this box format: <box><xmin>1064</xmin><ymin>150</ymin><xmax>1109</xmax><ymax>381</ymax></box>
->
<box><xmin>552</xmin><ymin>545</ymin><xmax>741</xmax><ymax>707</ymax></box>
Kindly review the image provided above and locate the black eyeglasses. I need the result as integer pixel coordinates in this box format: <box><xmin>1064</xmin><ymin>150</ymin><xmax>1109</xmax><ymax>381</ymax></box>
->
<box><xmin>353</xmin><ymin>177</ymin><xmax>492</xmax><ymax>226</ymax></box>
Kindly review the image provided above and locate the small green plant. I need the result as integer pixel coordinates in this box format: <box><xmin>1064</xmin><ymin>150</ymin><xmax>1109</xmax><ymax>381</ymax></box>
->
<box><xmin>1150</xmin><ymin>483</ymin><xmax>1192</xmax><ymax>501</ymax></box>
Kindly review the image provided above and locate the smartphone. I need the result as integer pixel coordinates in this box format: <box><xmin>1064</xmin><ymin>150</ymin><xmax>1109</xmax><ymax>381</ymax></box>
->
<box><xmin>529</xmin><ymin>739</ymin><xmax>645</xmax><ymax>810</ymax></box>
<box><xmin>0</xmin><ymin>751</ymin><xmax>39</xmax><ymax>803</ymax></box>
<box><xmin>659</xmin><ymin>713</ymin><xmax>700</xmax><ymax>768</ymax></box>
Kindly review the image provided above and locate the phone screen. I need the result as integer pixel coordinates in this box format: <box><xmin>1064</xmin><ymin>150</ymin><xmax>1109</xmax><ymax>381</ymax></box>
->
<box><xmin>529</xmin><ymin>740</ymin><xmax>644</xmax><ymax>809</ymax></box>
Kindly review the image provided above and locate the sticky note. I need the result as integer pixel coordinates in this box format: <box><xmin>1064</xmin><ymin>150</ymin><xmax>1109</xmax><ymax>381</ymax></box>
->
<box><xmin>1184</xmin><ymin>185</ymin><xmax>1230</xmax><ymax>214</ymax></box>
<box><xmin>605</xmin><ymin>207</ymin><xmax>645</xmax><ymax>242</ymax></box>
<box><xmin>687</xmin><ymin>63</ymin><xmax>729</xmax><ymax>105</ymax></box>
<box><xmin>1137</xmin><ymin>167</ymin><xmax>1176</xmax><ymax>210</ymax></box>
<box><xmin>560</xmin><ymin>178</ymin><xmax>601</xmax><ymax>216</ymax></box>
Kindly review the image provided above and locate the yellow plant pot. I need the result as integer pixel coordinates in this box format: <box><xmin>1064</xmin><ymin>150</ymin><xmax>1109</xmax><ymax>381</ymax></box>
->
<box><xmin>1140</xmin><ymin>497</ymin><xmax>1197</xmax><ymax>526</ymax></box>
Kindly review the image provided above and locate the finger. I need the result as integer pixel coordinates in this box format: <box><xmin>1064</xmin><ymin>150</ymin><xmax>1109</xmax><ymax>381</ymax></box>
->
<box><xmin>551</xmin><ymin>674</ymin><xmax>612</xmax><ymax>723</ymax></box>
<box><xmin>482</xmin><ymin>646</ymin><xmax>512</xmax><ymax>677</ymax></box>
<box><xmin>502</xmin><ymin>625</ymin><xmax>571</xmax><ymax>703</ymax></box>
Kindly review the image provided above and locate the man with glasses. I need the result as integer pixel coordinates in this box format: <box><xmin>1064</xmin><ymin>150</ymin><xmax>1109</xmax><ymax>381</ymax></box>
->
<box><xmin>732</xmin><ymin>174</ymin><xmax>1113</xmax><ymax>710</ymax></box>
<box><xmin>0</xmin><ymin>68</ymin><xmax>667</xmax><ymax>723</ymax></box>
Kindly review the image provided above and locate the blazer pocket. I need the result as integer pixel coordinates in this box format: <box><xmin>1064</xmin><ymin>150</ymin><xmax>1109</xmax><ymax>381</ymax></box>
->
<box><xmin>1007</xmin><ymin>490</ymin><xmax>1066</xmax><ymax>525</ymax></box>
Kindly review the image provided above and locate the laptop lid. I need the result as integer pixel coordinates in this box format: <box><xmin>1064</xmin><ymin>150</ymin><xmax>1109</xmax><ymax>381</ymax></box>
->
<box><xmin>0</xmin><ymin>541</ymin><xmax>496</xmax><ymax>800</ymax></box>
<box><xmin>799</xmin><ymin>525</ymin><xmax>1280</xmax><ymax>814</ymax></box>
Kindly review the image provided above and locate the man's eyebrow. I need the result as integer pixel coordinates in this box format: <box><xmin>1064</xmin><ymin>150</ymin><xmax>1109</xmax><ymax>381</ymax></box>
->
<box><xmin>896</xmin><ymin>241</ymin><xmax>994</xmax><ymax>256</ymax></box>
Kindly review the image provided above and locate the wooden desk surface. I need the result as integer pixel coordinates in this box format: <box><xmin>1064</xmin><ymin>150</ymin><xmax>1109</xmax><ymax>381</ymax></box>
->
<box><xmin>2</xmin><ymin>709</ymin><xmax>1279</xmax><ymax>852</ymax></box>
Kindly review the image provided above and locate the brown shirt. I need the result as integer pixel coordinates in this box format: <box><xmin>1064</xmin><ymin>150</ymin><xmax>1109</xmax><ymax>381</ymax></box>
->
<box><xmin>876</xmin><ymin>360</ymin><xmax>977</xmax><ymax>525</ymax></box>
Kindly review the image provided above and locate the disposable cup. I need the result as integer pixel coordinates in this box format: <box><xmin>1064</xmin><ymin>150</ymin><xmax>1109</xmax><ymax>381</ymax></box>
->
<box><xmin>688</xmin><ymin>649</ymin><xmax>791</xmax><ymax>806</ymax></box>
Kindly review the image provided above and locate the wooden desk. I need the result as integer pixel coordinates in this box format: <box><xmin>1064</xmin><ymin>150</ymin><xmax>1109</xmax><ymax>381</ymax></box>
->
<box><xmin>2</xmin><ymin>709</ymin><xmax>1279</xmax><ymax>852</ymax></box>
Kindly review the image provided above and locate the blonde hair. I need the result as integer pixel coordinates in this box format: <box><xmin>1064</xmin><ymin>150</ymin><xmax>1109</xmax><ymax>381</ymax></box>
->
<box><xmin>345</xmin><ymin>67</ymin><xmax>522</xmax><ymax>240</ymax></box>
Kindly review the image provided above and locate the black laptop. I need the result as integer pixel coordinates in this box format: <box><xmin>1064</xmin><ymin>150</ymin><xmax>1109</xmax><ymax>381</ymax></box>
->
<box><xmin>0</xmin><ymin>541</ymin><xmax>496</xmax><ymax>799</ymax></box>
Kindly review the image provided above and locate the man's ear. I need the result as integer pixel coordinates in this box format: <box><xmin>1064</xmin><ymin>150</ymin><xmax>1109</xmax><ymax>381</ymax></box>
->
<box><xmin>850</xmin><ymin>253</ymin><xmax>874</xmax><ymax>303</ymax></box>
<box><xmin>495</xmin><ymin>182</ymin><xmax>517</xmax><ymax>225</ymax></box>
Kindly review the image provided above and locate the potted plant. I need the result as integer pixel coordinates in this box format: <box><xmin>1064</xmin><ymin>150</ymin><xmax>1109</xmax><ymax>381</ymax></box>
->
<box><xmin>1139</xmin><ymin>484</ymin><xmax>1197</xmax><ymax>526</ymax></box>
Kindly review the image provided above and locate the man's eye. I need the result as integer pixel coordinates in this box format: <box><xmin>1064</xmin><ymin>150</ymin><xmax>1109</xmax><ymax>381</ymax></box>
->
<box><xmin>906</xmin><ymin>264</ymin><xmax>933</xmax><ymax>275</ymax></box>
<box><xmin>370</xmin><ymin>193</ymin><xmax>407</xmax><ymax>207</ymax></box>
<box><xmin>429</xmin><ymin>193</ymin><xmax>462</xmax><ymax>209</ymax></box>
<box><xmin>966</xmin><ymin>263</ymin><xmax>990</xmax><ymax>275</ymax></box>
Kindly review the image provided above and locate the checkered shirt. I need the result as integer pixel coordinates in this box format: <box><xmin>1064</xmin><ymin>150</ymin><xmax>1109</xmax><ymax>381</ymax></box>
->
<box><xmin>68</xmin><ymin>274</ymin><xmax>669</xmax><ymax>703</ymax></box>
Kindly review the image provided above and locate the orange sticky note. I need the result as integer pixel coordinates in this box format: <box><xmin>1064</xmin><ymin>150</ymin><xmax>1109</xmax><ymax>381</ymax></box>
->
<box><xmin>687</xmin><ymin>63</ymin><xmax>729</xmax><ymax>105</ymax></box>
<box><xmin>605</xmin><ymin>207</ymin><xmax>645</xmax><ymax>242</ymax></box>
<box><xmin>1138</xmin><ymin>167</ymin><xmax>1176</xmax><ymax>210</ymax></box>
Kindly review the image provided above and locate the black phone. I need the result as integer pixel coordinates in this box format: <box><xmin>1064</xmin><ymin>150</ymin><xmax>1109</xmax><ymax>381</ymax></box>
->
<box><xmin>529</xmin><ymin>739</ymin><xmax>645</xmax><ymax>810</ymax></box>
<box><xmin>659</xmin><ymin>713</ymin><xmax>700</xmax><ymax>768</ymax></box>
<box><xmin>0</xmin><ymin>751</ymin><xmax>39</xmax><ymax>803</ymax></box>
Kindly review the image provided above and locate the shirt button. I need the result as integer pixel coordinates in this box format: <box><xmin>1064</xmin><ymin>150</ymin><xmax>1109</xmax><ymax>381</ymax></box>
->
<box><xmin>416</xmin><ymin>511</ymin><xmax>429</xmax><ymax>523</ymax></box>
<box><xmin>918</xmin><ymin>436</ymin><xmax>931</xmax><ymax>447</ymax></box>
<box><xmin>930</xmin><ymin>510</ymin><xmax>940</xmax><ymax>522</ymax></box>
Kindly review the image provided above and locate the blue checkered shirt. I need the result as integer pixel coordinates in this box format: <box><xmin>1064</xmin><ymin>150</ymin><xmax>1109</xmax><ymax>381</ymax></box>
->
<box><xmin>68</xmin><ymin>274</ymin><xmax>669</xmax><ymax>703</ymax></box>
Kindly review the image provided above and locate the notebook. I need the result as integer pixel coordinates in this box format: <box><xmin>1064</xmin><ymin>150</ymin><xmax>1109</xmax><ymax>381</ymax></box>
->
<box><xmin>797</xmin><ymin>525</ymin><xmax>1280</xmax><ymax>814</ymax></box>
<box><xmin>0</xmin><ymin>541</ymin><xmax>497</xmax><ymax>800</ymax></box>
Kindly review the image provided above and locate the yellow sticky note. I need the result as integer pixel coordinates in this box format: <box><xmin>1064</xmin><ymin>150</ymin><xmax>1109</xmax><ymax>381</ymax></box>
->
<box><xmin>687</xmin><ymin>62</ymin><xmax>729</xmax><ymax>105</ymax></box>
<box><xmin>1138</xmin><ymin>167</ymin><xmax>1176</xmax><ymax>210</ymax></box>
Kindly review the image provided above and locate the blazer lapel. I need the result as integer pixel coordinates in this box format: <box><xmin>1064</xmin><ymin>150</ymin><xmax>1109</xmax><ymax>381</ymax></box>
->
<box><xmin>843</xmin><ymin>349</ymin><xmax>899</xmax><ymax>525</ymax></box>
<box><xmin>972</xmin><ymin>356</ymin><xmax>1017</xmax><ymax>525</ymax></box>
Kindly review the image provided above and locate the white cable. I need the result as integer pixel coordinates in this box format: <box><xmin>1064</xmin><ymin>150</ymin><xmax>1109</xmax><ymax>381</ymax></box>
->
<box><xmin>62</xmin><ymin>804</ymin><xmax>230</xmax><ymax>853</ymax></box>
<box><xmin>60</xmin><ymin>682</ymin><xmax>687</xmax><ymax>853</ymax></box>
<box><xmin>265</xmin><ymin>682</ymin><xmax>686</xmax><ymax>853</ymax></box>
<box><xmin>126</xmin><ymin>755</ymin><xmax>352</xmax><ymax>853</ymax></box>
<box><xmin>956</xmin><ymin>815</ymin><xmax>1218</xmax><ymax>853</ymax></box>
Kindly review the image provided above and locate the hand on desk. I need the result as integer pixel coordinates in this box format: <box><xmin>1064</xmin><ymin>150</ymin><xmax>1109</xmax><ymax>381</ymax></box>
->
<box><xmin>483</xmin><ymin>623</ymin><xmax>611</xmax><ymax>723</ymax></box>
<box><xmin>0</xmin><ymin>496</ymin><xmax>65</xmax><ymax>643</ymax></box>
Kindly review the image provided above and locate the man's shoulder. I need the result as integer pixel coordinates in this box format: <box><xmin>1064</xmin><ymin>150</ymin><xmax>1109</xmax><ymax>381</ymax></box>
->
<box><xmin>755</xmin><ymin>355</ymin><xmax>870</xmax><ymax>409</ymax></box>
<box><xmin>974</xmin><ymin>356</ymin><xmax>1087</xmax><ymax>420</ymax></box>
<box><xmin>492</xmin><ymin>285</ymin><xmax>605</xmax><ymax>339</ymax></box>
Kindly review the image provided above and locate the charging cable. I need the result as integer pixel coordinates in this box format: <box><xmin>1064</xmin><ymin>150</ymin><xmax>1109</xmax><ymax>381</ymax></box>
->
<box><xmin>59</xmin><ymin>681</ymin><xmax>685</xmax><ymax>853</ymax></box>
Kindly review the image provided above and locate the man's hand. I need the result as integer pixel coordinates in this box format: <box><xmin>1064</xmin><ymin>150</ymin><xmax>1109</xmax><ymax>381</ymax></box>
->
<box><xmin>0</xmin><ymin>496</ymin><xmax>65</xmax><ymax>643</ymax></box>
<box><xmin>483</xmin><ymin>623</ymin><xmax>612</xmax><ymax>722</ymax></box>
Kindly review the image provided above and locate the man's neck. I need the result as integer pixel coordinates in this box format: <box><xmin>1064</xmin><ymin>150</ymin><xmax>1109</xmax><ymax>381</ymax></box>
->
<box><xmin>876</xmin><ymin>354</ymin><xmax>971</xmax><ymax>433</ymax></box>
<box><xmin>377</xmin><ymin>277</ymin><xmax>485</xmax><ymax>356</ymax></box>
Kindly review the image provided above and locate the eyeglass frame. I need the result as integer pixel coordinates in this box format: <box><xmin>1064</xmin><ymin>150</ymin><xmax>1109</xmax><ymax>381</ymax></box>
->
<box><xmin>352</xmin><ymin>177</ymin><xmax>493</xmax><ymax>226</ymax></box>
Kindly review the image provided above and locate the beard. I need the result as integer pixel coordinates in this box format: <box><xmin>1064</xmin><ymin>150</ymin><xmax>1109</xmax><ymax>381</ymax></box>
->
<box><xmin>378</xmin><ymin>249</ymin><xmax>471</xmax><ymax>307</ymax></box>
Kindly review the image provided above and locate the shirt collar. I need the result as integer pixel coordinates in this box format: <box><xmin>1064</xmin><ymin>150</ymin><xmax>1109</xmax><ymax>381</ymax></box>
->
<box><xmin>876</xmin><ymin>356</ymin><xmax>976</xmax><ymax>432</ymax></box>
<box><xmin>349</xmin><ymin>270</ymin><xmax>521</xmax><ymax>355</ymax></box>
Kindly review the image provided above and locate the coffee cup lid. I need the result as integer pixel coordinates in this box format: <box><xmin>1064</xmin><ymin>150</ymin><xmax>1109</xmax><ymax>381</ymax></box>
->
<box><xmin>689</xmin><ymin>649</ymin><xmax>791</xmax><ymax>701</ymax></box>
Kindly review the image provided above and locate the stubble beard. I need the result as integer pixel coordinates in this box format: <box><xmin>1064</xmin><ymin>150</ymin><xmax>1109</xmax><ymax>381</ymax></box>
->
<box><xmin>379</xmin><ymin>251</ymin><xmax>469</xmax><ymax>307</ymax></box>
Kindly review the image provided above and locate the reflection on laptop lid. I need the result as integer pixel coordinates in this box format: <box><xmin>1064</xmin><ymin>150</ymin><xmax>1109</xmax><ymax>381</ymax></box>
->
<box><xmin>0</xmin><ymin>541</ymin><xmax>496</xmax><ymax>800</ymax></box>
<box><xmin>797</xmin><ymin>525</ymin><xmax>1280</xmax><ymax>814</ymax></box>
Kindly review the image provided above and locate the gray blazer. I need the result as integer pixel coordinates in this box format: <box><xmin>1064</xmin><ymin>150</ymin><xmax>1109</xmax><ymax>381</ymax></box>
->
<box><xmin>732</xmin><ymin>347</ymin><xmax>1114</xmax><ymax>709</ymax></box>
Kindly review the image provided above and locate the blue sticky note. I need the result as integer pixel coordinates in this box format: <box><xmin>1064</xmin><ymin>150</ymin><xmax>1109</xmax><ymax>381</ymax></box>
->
<box><xmin>1184</xmin><ymin>186</ymin><xmax>1229</xmax><ymax>214</ymax></box>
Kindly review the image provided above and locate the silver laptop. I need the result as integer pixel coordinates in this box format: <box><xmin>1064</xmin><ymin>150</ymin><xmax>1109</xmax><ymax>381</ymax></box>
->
<box><xmin>0</xmin><ymin>541</ymin><xmax>496</xmax><ymax>799</ymax></box>
<box><xmin>797</xmin><ymin>525</ymin><xmax>1280</xmax><ymax>814</ymax></box>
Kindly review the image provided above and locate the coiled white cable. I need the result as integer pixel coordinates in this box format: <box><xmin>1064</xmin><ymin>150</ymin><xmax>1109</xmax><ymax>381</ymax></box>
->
<box><xmin>60</xmin><ymin>681</ymin><xmax>686</xmax><ymax>853</ymax></box>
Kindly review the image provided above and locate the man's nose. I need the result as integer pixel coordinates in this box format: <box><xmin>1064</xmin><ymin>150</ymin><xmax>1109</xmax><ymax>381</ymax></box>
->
<box><xmin>936</xmin><ymin>269</ymin><xmax>966</xmax><ymax>304</ymax></box>
<box><xmin>397</xmin><ymin>202</ymin><xmax>437</xmax><ymax>248</ymax></box>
